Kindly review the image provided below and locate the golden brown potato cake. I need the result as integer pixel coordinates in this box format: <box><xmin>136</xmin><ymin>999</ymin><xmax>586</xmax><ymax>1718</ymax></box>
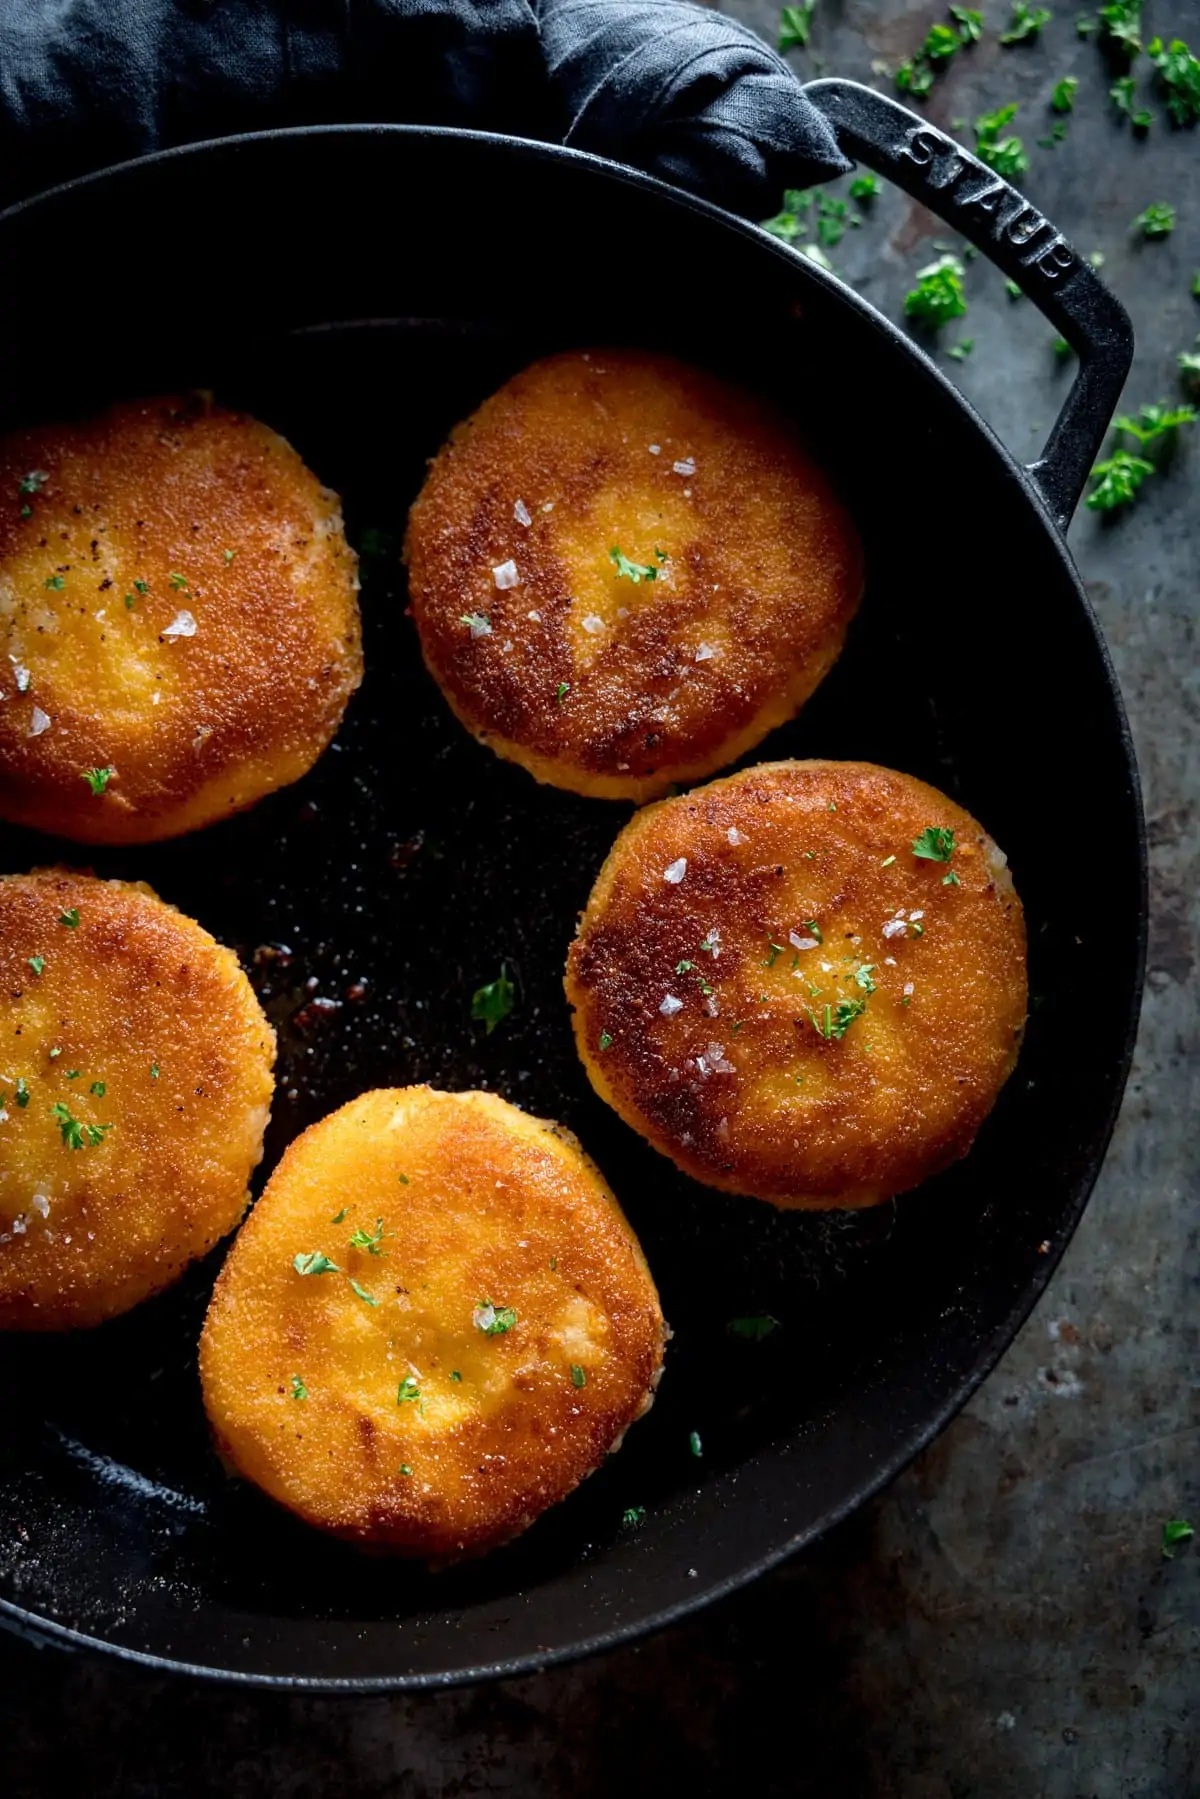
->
<box><xmin>404</xmin><ymin>349</ymin><xmax>861</xmax><ymax>800</ymax></box>
<box><xmin>0</xmin><ymin>394</ymin><xmax>361</xmax><ymax>844</ymax></box>
<box><xmin>566</xmin><ymin>760</ymin><xmax>1027</xmax><ymax>1210</ymax></box>
<box><xmin>200</xmin><ymin>1086</ymin><xmax>666</xmax><ymax>1559</ymax></box>
<box><xmin>0</xmin><ymin>869</ymin><xmax>275</xmax><ymax>1329</ymax></box>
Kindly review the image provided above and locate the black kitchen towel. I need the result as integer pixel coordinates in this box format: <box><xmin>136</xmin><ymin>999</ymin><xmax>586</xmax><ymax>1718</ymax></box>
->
<box><xmin>0</xmin><ymin>0</ymin><xmax>849</xmax><ymax>216</ymax></box>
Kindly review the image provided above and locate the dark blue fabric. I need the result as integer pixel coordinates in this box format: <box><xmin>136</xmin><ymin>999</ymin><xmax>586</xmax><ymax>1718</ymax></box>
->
<box><xmin>0</xmin><ymin>0</ymin><xmax>848</xmax><ymax>215</ymax></box>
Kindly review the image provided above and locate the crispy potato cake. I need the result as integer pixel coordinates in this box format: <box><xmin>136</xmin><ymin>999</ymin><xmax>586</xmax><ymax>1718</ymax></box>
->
<box><xmin>0</xmin><ymin>869</ymin><xmax>275</xmax><ymax>1329</ymax></box>
<box><xmin>0</xmin><ymin>395</ymin><xmax>361</xmax><ymax>844</ymax></box>
<box><xmin>404</xmin><ymin>349</ymin><xmax>861</xmax><ymax>800</ymax></box>
<box><xmin>200</xmin><ymin>1086</ymin><xmax>666</xmax><ymax>1559</ymax></box>
<box><xmin>566</xmin><ymin>761</ymin><xmax>1027</xmax><ymax>1209</ymax></box>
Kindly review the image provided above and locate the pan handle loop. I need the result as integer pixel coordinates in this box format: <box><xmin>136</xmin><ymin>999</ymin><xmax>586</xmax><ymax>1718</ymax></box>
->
<box><xmin>801</xmin><ymin>78</ymin><xmax>1134</xmax><ymax>532</ymax></box>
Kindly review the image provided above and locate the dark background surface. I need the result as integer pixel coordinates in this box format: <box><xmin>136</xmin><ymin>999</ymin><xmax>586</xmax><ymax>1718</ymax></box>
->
<box><xmin>4</xmin><ymin>2</ymin><xmax>1198</xmax><ymax>1793</ymax></box>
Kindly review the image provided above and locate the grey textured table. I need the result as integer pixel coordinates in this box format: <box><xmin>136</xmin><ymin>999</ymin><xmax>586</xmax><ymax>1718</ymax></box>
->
<box><xmin>4</xmin><ymin>4</ymin><xmax>1198</xmax><ymax>1794</ymax></box>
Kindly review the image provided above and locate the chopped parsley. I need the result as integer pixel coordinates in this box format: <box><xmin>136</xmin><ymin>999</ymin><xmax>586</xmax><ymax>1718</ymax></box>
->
<box><xmin>1086</xmin><ymin>448</ymin><xmax>1155</xmax><ymax>510</ymax></box>
<box><xmin>330</xmin><ymin>1207</ymin><xmax>348</xmax><ymax>1223</ymax></box>
<box><xmin>555</xmin><ymin>680</ymin><xmax>569</xmax><ymax>703</ymax></box>
<box><xmin>15</xmin><ymin>1078</ymin><xmax>30</xmax><ymax>1108</ymax></box>
<box><xmin>689</xmin><ymin>1429</ymin><xmax>703</xmax><ymax>1457</ymax></box>
<box><xmin>912</xmin><ymin>825</ymin><xmax>956</xmax><ymax>862</ymax></box>
<box><xmin>924</xmin><ymin>22</ymin><xmax>963</xmax><ymax>60</ymax></box>
<box><xmin>50</xmin><ymin>1101</ymin><xmax>112</xmax><ymax>1150</ymax></box>
<box><xmin>27</xmin><ymin>955</ymin><xmax>45</xmax><ymax>977</ymax></box>
<box><xmin>1161</xmin><ymin>1519</ymin><xmax>1194</xmax><ymax>1559</ymax></box>
<box><xmin>223</xmin><ymin>548</ymin><xmax>236</xmax><ymax>564</ymax></box>
<box><xmin>1098</xmin><ymin>0</ymin><xmax>1143</xmax><ymax>56</ymax></box>
<box><xmin>764</xmin><ymin>938</ymin><xmax>785</xmax><ymax>969</ymax></box>
<box><xmin>943</xmin><ymin>870</ymin><xmax>962</xmax><ymax>886</ymax></box>
<box><xmin>44</xmin><ymin>574</ymin><xmax>65</xmax><ymax>591</ymax></box>
<box><xmin>82</xmin><ymin>766</ymin><xmax>115</xmax><ymax>795</ymax></box>
<box><xmin>1051</xmin><ymin>76</ymin><xmax>1078</xmax><ymax>113</ymax></box>
<box><xmin>474</xmin><ymin>1300</ymin><xmax>517</xmax><ymax>1335</ymax></box>
<box><xmin>974</xmin><ymin>103</ymin><xmax>1029</xmax><ymax>176</ymax></box>
<box><xmin>895</xmin><ymin>58</ymin><xmax>935</xmax><ymax>100</ymax></box>
<box><xmin>1111</xmin><ymin>75</ymin><xmax>1152</xmax><ymax>131</ymax></box>
<box><xmin>1148</xmin><ymin>36</ymin><xmax>1200</xmax><ymax>126</ymax></box>
<box><xmin>58</xmin><ymin>907</ymin><xmax>79</xmax><ymax>928</ymax></box>
<box><xmin>133</xmin><ymin>579</ymin><xmax>149</xmax><ymax>595</ymax></box>
<box><xmin>855</xmin><ymin>964</ymin><xmax>878</xmax><ymax>992</ymax></box>
<box><xmin>349</xmin><ymin>1279</ymin><xmax>379</xmax><ymax>1306</ymax></box>
<box><xmin>397</xmin><ymin>1376</ymin><xmax>421</xmax><ymax>1404</ymax></box>
<box><xmin>348</xmin><ymin>1217</ymin><xmax>388</xmax><ymax>1256</ymax></box>
<box><xmin>676</xmin><ymin>959</ymin><xmax>695</xmax><ymax>974</ymax></box>
<box><xmin>124</xmin><ymin>592</ymin><xmax>137</xmax><ymax>609</ymax></box>
<box><xmin>149</xmin><ymin>1062</ymin><xmax>159</xmax><ymax>1079</ymax></box>
<box><xmin>399</xmin><ymin>1464</ymin><xmax>414</xmax><ymax>1477</ymax></box>
<box><xmin>609</xmin><ymin>545</ymin><xmax>666</xmax><ymax>583</ymax></box>
<box><xmin>290</xmin><ymin>1376</ymin><xmax>308</xmax><ymax>1400</ymax></box>
<box><xmin>777</xmin><ymin>2</ymin><xmax>816</xmax><ymax>51</ymax></box>
<box><xmin>815</xmin><ymin>192</ymin><xmax>860</xmax><ymax>249</ymax></box>
<box><xmin>571</xmin><ymin>1364</ymin><xmax>587</xmax><ymax>1388</ymax></box>
<box><xmin>1053</xmin><ymin>335</ymin><xmax>1073</xmax><ymax>360</ymax></box>
<box><xmin>849</xmin><ymin>172</ymin><xmax>880</xmax><ymax>202</ymax></box>
<box><xmin>1000</xmin><ymin>3</ymin><xmax>1051</xmax><ymax>46</ymax></box>
<box><xmin>471</xmin><ymin>966</ymin><xmax>515</xmax><ymax>1034</ymax></box>
<box><xmin>904</xmin><ymin>254</ymin><xmax>967</xmax><ymax>329</ymax></box>
<box><xmin>947</xmin><ymin>339</ymin><xmax>975</xmax><ymax>362</ymax></box>
<box><xmin>951</xmin><ymin>6</ymin><xmax>984</xmax><ymax>43</ymax></box>
<box><xmin>398</xmin><ymin>1175</ymin><xmax>409</xmax><ymax>1185</ymax></box>
<box><xmin>1134</xmin><ymin>202</ymin><xmax>1175</xmax><ymax>240</ymax></box>
<box><xmin>813</xmin><ymin>997</ymin><xmax>868</xmax><ymax>1040</ymax></box>
<box><xmin>1193</xmin><ymin>272</ymin><xmax>1200</xmax><ymax>297</ymax></box>
<box><xmin>168</xmin><ymin>571</ymin><xmax>189</xmax><ymax>591</ymax></box>
<box><xmin>698</xmin><ymin>932</ymin><xmax>720</xmax><ymax>955</ymax></box>
<box><xmin>599</xmin><ymin>1030</ymin><xmax>614</xmax><ymax>1051</ymax></box>
<box><xmin>293</xmin><ymin>1251</ymin><xmax>339</xmax><ymax>1275</ymax></box>
<box><xmin>18</xmin><ymin>470</ymin><xmax>47</xmax><ymax>495</ymax></box>
<box><xmin>90</xmin><ymin>1081</ymin><xmax>106</xmax><ymax>1096</ymax></box>
<box><xmin>727</xmin><ymin>1315</ymin><xmax>780</xmax><ymax>1340</ymax></box>
<box><xmin>622</xmin><ymin>1505</ymin><xmax>646</xmax><ymax>1529</ymax></box>
<box><xmin>1113</xmin><ymin>403</ymin><xmax>1197</xmax><ymax>448</ymax></box>
<box><xmin>1005</xmin><ymin>278</ymin><xmax>1023</xmax><ymax>299</ymax></box>
<box><xmin>450</xmin><ymin>1370</ymin><xmax>462</xmax><ymax>1382</ymax></box>
<box><xmin>761</xmin><ymin>186</ymin><xmax>813</xmax><ymax>243</ymax></box>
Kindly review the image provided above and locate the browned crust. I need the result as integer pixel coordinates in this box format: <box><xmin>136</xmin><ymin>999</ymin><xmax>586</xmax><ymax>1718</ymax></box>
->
<box><xmin>199</xmin><ymin>1086</ymin><xmax>666</xmax><ymax>1559</ymax></box>
<box><xmin>404</xmin><ymin>349</ymin><xmax>862</xmax><ymax>800</ymax></box>
<box><xmin>565</xmin><ymin>760</ymin><xmax>1028</xmax><ymax>1209</ymax></box>
<box><xmin>0</xmin><ymin>869</ymin><xmax>275</xmax><ymax>1328</ymax></box>
<box><xmin>0</xmin><ymin>395</ymin><xmax>362</xmax><ymax>844</ymax></box>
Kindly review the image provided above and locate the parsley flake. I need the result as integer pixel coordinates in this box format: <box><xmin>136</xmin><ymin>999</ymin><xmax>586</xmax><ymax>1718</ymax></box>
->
<box><xmin>1110</xmin><ymin>75</ymin><xmax>1152</xmax><ymax>130</ymax></box>
<box><xmin>82</xmin><ymin>766</ymin><xmax>115</xmax><ymax>795</ymax></box>
<box><xmin>599</xmin><ymin>1030</ymin><xmax>613</xmax><ymax>1051</ymax></box>
<box><xmin>1148</xmin><ymin>36</ymin><xmax>1200</xmax><ymax>126</ymax></box>
<box><xmin>58</xmin><ymin>908</ymin><xmax>80</xmax><ymax>929</ymax></box>
<box><xmin>609</xmin><ymin>545</ymin><xmax>666</xmax><ymax>584</ymax></box>
<box><xmin>951</xmin><ymin>5</ymin><xmax>984</xmax><ymax>41</ymax></box>
<box><xmin>943</xmin><ymin>870</ymin><xmax>962</xmax><ymax>886</ymax></box>
<box><xmin>224</xmin><ymin>548</ymin><xmax>236</xmax><ymax>564</ymax></box>
<box><xmin>555</xmin><ymin>680</ymin><xmax>569</xmax><ymax>703</ymax></box>
<box><xmin>1161</xmin><ymin>1518</ymin><xmax>1194</xmax><ymax>1559</ymax></box>
<box><xmin>728</xmin><ymin>1315</ymin><xmax>780</xmax><ymax>1340</ymax></box>
<box><xmin>90</xmin><ymin>1081</ymin><xmax>106</xmax><ymax>1097</ymax></box>
<box><xmin>571</xmin><ymin>1364</ymin><xmax>587</xmax><ymax>1388</ymax></box>
<box><xmin>689</xmin><ymin>1429</ymin><xmax>703</xmax><ymax>1457</ymax></box>
<box><xmin>349</xmin><ymin>1279</ymin><xmax>379</xmax><ymax>1306</ymax></box>
<box><xmin>50</xmin><ymin>1102</ymin><xmax>112</xmax><ymax>1150</ymax></box>
<box><xmin>330</xmin><ymin>1207</ymin><xmax>348</xmax><ymax>1223</ymax></box>
<box><xmin>459</xmin><ymin>611</ymin><xmax>491</xmax><ymax>636</ymax></box>
<box><xmin>290</xmin><ymin>1376</ymin><xmax>308</xmax><ymax>1400</ymax></box>
<box><xmin>855</xmin><ymin>964</ymin><xmax>878</xmax><ymax>992</ymax></box>
<box><xmin>1087</xmin><ymin>448</ymin><xmax>1155</xmax><ymax>510</ymax></box>
<box><xmin>813</xmin><ymin>997</ymin><xmax>868</xmax><ymax>1040</ymax></box>
<box><xmin>1000</xmin><ymin>3</ymin><xmax>1050</xmax><ymax>46</ymax></box>
<box><xmin>622</xmin><ymin>1505</ymin><xmax>646</xmax><ymax>1529</ymax></box>
<box><xmin>399</xmin><ymin>1464</ymin><xmax>414</xmax><ymax>1477</ymax></box>
<box><xmin>471</xmin><ymin>966</ymin><xmax>515</xmax><ymax>1034</ymax></box>
<box><xmin>974</xmin><ymin>103</ymin><xmax>1029</xmax><ymax>176</ymax></box>
<box><xmin>293</xmin><ymin>1251</ymin><xmax>339</xmax><ymax>1275</ymax></box>
<box><xmin>168</xmin><ymin>571</ymin><xmax>189</xmax><ymax>591</ymax></box>
<box><xmin>44</xmin><ymin>574</ymin><xmax>65</xmax><ymax>591</ymax></box>
<box><xmin>947</xmin><ymin>339</ymin><xmax>975</xmax><ymax>362</ymax></box>
<box><xmin>15</xmin><ymin>1078</ymin><xmax>29</xmax><ymax>1108</ymax></box>
<box><xmin>18</xmin><ymin>470</ymin><xmax>47</xmax><ymax>496</ymax></box>
<box><xmin>1135</xmin><ymin>202</ymin><xmax>1175</xmax><ymax>240</ymax></box>
<box><xmin>802</xmin><ymin>920</ymin><xmax>823</xmax><ymax>943</ymax></box>
<box><xmin>474</xmin><ymin>1301</ymin><xmax>517</xmax><ymax>1335</ymax></box>
<box><xmin>778</xmin><ymin>2</ymin><xmax>816</xmax><ymax>52</ymax></box>
<box><xmin>904</xmin><ymin>254</ymin><xmax>968</xmax><ymax>329</ymax></box>
<box><xmin>134</xmin><ymin>579</ymin><xmax>149</xmax><ymax>595</ymax></box>
<box><xmin>397</xmin><ymin>1376</ymin><xmax>421</xmax><ymax>1404</ymax></box>
<box><xmin>912</xmin><ymin>826</ymin><xmax>956</xmax><ymax>862</ymax></box>
<box><xmin>348</xmin><ymin>1217</ymin><xmax>388</xmax><ymax>1256</ymax></box>
<box><xmin>1098</xmin><ymin>0</ymin><xmax>1142</xmax><ymax>55</ymax></box>
<box><xmin>149</xmin><ymin>1062</ymin><xmax>159</xmax><ymax>1079</ymax></box>
<box><xmin>27</xmin><ymin>955</ymin><xmax>45</xmax><ymax>977</ymax></box>
<box><xmin>849</xmin><ymin>172</ymin><xmax>880</xmax><ymax>202</ymax></box>
<box><xmin>450</xmin><ymin>1370</ymin><xmax>462</xmax><ymax>1382</ymax></box>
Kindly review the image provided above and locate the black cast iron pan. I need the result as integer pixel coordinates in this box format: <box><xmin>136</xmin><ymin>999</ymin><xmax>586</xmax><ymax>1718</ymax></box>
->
<box><xmin>0</xmin><ymin>82</ymin><xmax>1145</xmax><ymax>1689</ymax></box>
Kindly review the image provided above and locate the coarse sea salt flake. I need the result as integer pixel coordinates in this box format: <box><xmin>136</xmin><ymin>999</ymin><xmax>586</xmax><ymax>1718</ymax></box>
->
<box><xmin>673</xmin><ymin>457</ymin><xmax>696</xmax><ymax>477</ymax></box>
<box><xmin>727</xmin><ymin>826</ymin><xmax>746</xmax><ymax>847</ymax></box>
<box><xmin>31</xmin><ymin>1193</ymin><xmax>49</xmax><ymax>1218</ymax></box>
<box><xmin>694</xmin><ymin>642</ymin><xmax>715</xmax><ymax>662</ymax></box>
<box><xmin>648</xmin><ymin>444</ymin><xmax>661</xmax><ymax>455</ymax></box>
<box><xmin>162</xmin><ymin>609</ymin><xmax>197</xmax><ymax>640</ymax></box>
<box><xmin>788</xmin><ymin>931</ymin><xmax>818</xmax><ymax>952</ymax></box>
<box><xmin>659</xmin><ymin>993</ymin><xmax>683</xmax><ymax>1016</ymax></box>
<box><xmin>28</xmin><ymin>705</ymin><xmax>50</xmax><ymax>736</ymax></box>
<box><xmin>903</xmin><ymin>981</ymin><xmax>915</xmax><ymax>996</ymax></box>
<box><xmin>13</xmin><ymin>665</ymin><xmax>31</xmax><ymax>693</ymax></box>
<box><xmin>513</xmin><ymin>498</ymin><xmax>532</xmax><ymax>527</ymax></box>
<box><xmin>492</xmin><ymin>560</ymin><xmax>520</xmax><ymax>590</ymax></box>
<box><xmin>581</xmin><ymin>614</ymin><xmax>605</xmax><ymax>635</ymax></box>
<box><xmin>882</xmin><ymin>919</ymin><xmax>907</xmax><ymax>940</ymax></box>
<box><xmin>909</xmin><ymin>910</ymin><xmax>925</xmax><ymax>922</ymax></box>
<box><xmin>663</xmin><ymin>857</ymin><xmax>687</xmax><ymax>884</ymax></box>
<box><xmin>527</xmin><ymin>609</ymin><xmax>542</xmax><ymax>623</ymax></box>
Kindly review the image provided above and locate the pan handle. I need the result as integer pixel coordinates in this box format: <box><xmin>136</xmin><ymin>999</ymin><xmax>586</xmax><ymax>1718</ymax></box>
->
<box><xmin>801</xmin><ymin>77</ymin><xmax>1134</xmax><ymax>531</ymax></box>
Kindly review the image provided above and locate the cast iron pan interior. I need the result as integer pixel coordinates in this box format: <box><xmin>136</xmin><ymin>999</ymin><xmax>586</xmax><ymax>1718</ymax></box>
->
<box><xmin>0</xmin><ymin>129</ymin><xmax>1145</xmax><ymax>1688</ymax></box>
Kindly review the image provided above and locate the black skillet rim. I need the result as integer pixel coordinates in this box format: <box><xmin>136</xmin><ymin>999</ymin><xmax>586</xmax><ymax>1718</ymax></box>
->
<box><xmin>0</xmin><ymin>122</ymin><xmax>1149</xmax><ymax>1691</ymax></box>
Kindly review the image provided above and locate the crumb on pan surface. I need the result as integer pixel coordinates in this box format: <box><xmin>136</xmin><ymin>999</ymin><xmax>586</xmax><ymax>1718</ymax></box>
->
<box><xmin>0</xmin><ymin>393</ymin><xmax>362</xmax><ymax>844</ymax></box>
<box><xmin>404</xmin><ymin>348</ymin><xmax>862</xmax><ymax>800</ymax></box>
<box><xmin>200</xmin><ymin>1085</ymin><xmax>666</xmax><ymax>1559</ymax></box>
<box><xmin>566</xmin><ymin>760</ymin><xmax>1027</xmax><ymax>1210</ymax></box>
<box><xmin>0</xmin><ymin>868</ymin><xmax>275</xmax><ymax>1328</ymax></box>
